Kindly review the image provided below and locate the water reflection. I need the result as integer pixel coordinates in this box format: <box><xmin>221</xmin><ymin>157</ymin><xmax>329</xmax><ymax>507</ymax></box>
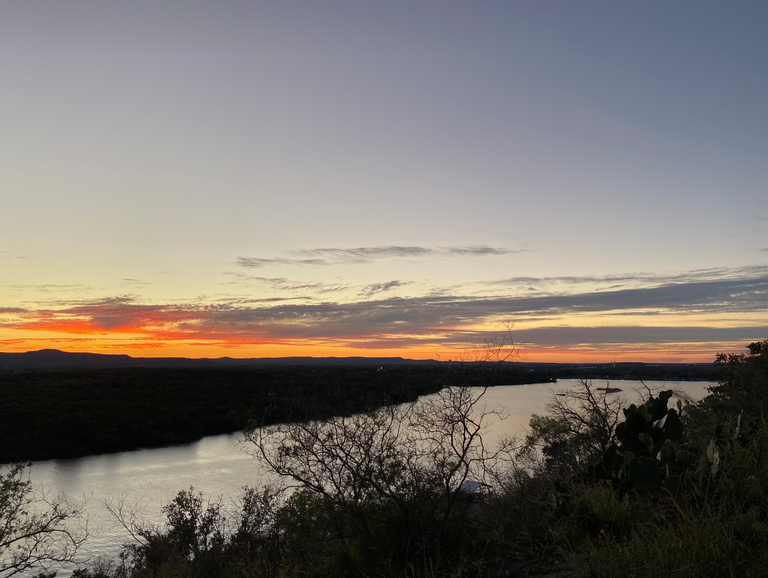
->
<box><xmin>24</xmin><ymin>380</ymin><xmax>712</xmax><ymax>576</ymax></box>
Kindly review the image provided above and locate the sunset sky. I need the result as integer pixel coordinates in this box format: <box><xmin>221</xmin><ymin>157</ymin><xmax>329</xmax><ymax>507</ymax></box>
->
<box><xmin>1</xmin><ymin>1</ymin><xmax>767</xmax><ymax>363</ymax></box>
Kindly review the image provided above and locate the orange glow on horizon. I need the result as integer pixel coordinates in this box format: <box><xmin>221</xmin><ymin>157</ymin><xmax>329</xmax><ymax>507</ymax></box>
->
<box><xmin>0</xmin><ymin>300</ymin><xmax>758</xmax><ymax>365</ymax></box>
<box><xmin>0</xmin><ymin>334</ymin><xmax>734</xmax><ymax>364</ymax></box>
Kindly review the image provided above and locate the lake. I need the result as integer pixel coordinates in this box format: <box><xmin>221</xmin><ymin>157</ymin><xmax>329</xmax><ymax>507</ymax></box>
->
<box><xmin>19</xmin><ymin>379</ymin><xmax>713</xmax><ymax>576</ymax></box>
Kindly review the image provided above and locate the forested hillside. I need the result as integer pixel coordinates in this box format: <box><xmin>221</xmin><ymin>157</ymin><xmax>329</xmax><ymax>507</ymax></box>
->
<box><xmin>0</xmin><ymin>364</ymin><xmax>550</xmax><ymax>463</ymax></box>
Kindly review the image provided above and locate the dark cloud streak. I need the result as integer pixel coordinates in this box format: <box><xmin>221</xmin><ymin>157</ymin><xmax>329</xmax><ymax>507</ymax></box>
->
<box><xmin>196</xmin><ymin>275</ymin><xmax>768</xmax><ymax>340</ymax></box>
<box><xmin>491</xmin><ymin>266</ymin><xmax>768</xmax><ymax>290</ymax></box>
<box><xmin>510</xmin><ymin>326</ymin><xmax>768</xmax><ymax>346</ymax></box>
<box><xmin>237</xmin><ymin>245</ymin><xmax>518</xmax><ymax>268</ymax></box>
<box><xmin>7</xmin><ymin>284</ymin><xmax>92</xmax><ymax>293</ymax></box>
<box><xmin>222</xmin><ymin>273</ymin><xmax>348</xmax><ymax>294</ymax></box>
<box><xmin>359</xmin><ymin>280</ymin><xmax>408</xmax><ymax>298</ymax></box>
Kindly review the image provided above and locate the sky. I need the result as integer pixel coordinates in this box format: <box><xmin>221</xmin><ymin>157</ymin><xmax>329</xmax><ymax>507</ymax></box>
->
<box><xmin>1</xmin><ymin>1</ymin><xmax>767</xmax><ymax>363</ymax></box>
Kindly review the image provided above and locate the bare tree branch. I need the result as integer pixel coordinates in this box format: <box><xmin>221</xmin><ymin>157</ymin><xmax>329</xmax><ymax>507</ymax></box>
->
<box><xmin>526</xmin><ymin>379</ymin><xmax>625</xmax><ymax>475</ymax></box>
<box><xmin>0</xmin><ymin>464</ymin><xmax>88</xmax><ymax>578</ymax></box>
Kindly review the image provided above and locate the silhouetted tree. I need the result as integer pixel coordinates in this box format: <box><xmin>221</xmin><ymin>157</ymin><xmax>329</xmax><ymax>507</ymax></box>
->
<box><xmin>0</xmin><ymin>463</ymin><xmax>86</xmax><ymax>578</ymax></box>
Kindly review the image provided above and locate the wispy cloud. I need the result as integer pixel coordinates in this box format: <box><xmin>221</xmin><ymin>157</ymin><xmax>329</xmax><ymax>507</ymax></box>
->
<box><xmin>236</xmin><ymin>257</ymin><xmax>328</xmax><ymax>268</ymax></box>
<box><xmin>222</xmin><ymin>273</ymin><xmax>348</xmax><ymax>294</ymax></box>
<box><xmin>510</xmin><ymin>325</ymin><xmax>768</xmax><ymax>346</ymax></box>
<box><xmin>224</xmin><ymin>274</ymin><xmax>408</xmax><ymax>300</ymax></box>
<box><xmin>7</xmin><ymin>284</ymin><xmax>92</xmax><ymax>293</ymax></box>
<box><xmin>209</xmin><ymin>296</ymin><xmax>309</xmax><ymax>305</ymax></box>
<box><xmin>491</xmin><ymin>266</ymin><xmax>768</xmax><ymax>292</ymax></box>
<box><xmin>0</xmin><ymin>251</ymin><xmax>30</xmax><ymax>260</ymax></box>
<box><xmin>359</xmin><ymin>280</ymin><xmax>409</xmax><ymax>298</ymax></box>
<box><xmin>237</xmin><ymin>245</ymin><xmax>518</xmax><ymax>268</ymax></box>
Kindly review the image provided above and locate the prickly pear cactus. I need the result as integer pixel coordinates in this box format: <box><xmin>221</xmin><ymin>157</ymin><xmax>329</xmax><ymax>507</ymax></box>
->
<box><xmin>588</xmin><ymin>390</ymin><xmax>697</xmax><ymax>491</ymax></box>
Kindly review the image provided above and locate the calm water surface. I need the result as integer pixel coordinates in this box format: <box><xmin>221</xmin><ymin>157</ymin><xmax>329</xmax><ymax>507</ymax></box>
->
<box><xmin>23</xmin><ymin>379</ymin><xmax>713</xmax><ymax>576</ymax></box>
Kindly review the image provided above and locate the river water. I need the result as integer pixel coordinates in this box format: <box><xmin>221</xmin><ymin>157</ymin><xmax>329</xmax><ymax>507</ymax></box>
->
<box><xmin>18</xmin><ymin>379</ymin><xmax>713</xmax><ymax>576</ymax></box>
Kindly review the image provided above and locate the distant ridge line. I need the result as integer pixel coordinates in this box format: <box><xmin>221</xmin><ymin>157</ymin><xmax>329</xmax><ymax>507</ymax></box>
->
<box><xmin>0</xmin><ymin>349</ymin><xmax>714</xmax><ymax>371</ymax></box>
<box><xmin>0</xmin><ymin>349</ymin><xmax>441</xmax><ymax>369</ymax></box>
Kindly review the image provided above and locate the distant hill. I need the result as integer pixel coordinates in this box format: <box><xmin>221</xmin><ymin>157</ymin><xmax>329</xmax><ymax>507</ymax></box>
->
<box><xmin>0</xmin><ymin>349</ymin><xmax>717</xmax><ymax>380</ymax></box>
<box><xmin>0</xmin><ymin>349</ymin><xmax>441</xmax><ymax>370</ymax></box>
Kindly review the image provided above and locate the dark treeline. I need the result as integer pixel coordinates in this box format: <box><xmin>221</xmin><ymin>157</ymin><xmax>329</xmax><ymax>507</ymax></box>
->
<box><xmin>0</xmin><ymin>364</ymin><xmax>551</xmax><ymax>464</ymax></box>
<box><xmin>0</xmin><ymin>349</ymin><xmax>717</xmax><ymax>383</ymax></box>
<box><xmin>521</xmin><ymin>361</ymin><xmax>717</xmax><ymax>382</ymax></box>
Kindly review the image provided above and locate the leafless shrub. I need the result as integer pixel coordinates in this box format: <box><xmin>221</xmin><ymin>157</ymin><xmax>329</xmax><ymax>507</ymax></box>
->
<box><xmin>0</xmin><ymin>463</ymin><xmax>88</xmax><ymax>578</ymax></box>
<box><xmin>526</xmin><ymin>379</ymin><xmax>625</xmax><ymax>475</ymax></box>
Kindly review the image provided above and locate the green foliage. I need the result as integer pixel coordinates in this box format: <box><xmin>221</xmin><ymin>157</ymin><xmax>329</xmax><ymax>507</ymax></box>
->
<box><xmin>119</xmin><ymin>486</ymin><xmax>284</xmax><ymax>578</ymax></box>
<box><xmin>71</xmin><ymin>562</ymin><xmax>116</xmax><ymax>578</ymax></box>
<box><xmin>706</xmin><ymin>338</ymin><xmax>768</xmax><ymax>421</ymax></box>
<box><xmin>561</xmin><ymin>341</ymin><xmax>768</xmax><ymax>577</ymax></box>
<box><xmin>565</xmin><ymin>416</ymin><xmax>768</xmax><ymax>578</ymax></box>
<box><xmin>586</xmin><ymin>390</ymin><xmax>696</xmax><ymax>492</ymax></box>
